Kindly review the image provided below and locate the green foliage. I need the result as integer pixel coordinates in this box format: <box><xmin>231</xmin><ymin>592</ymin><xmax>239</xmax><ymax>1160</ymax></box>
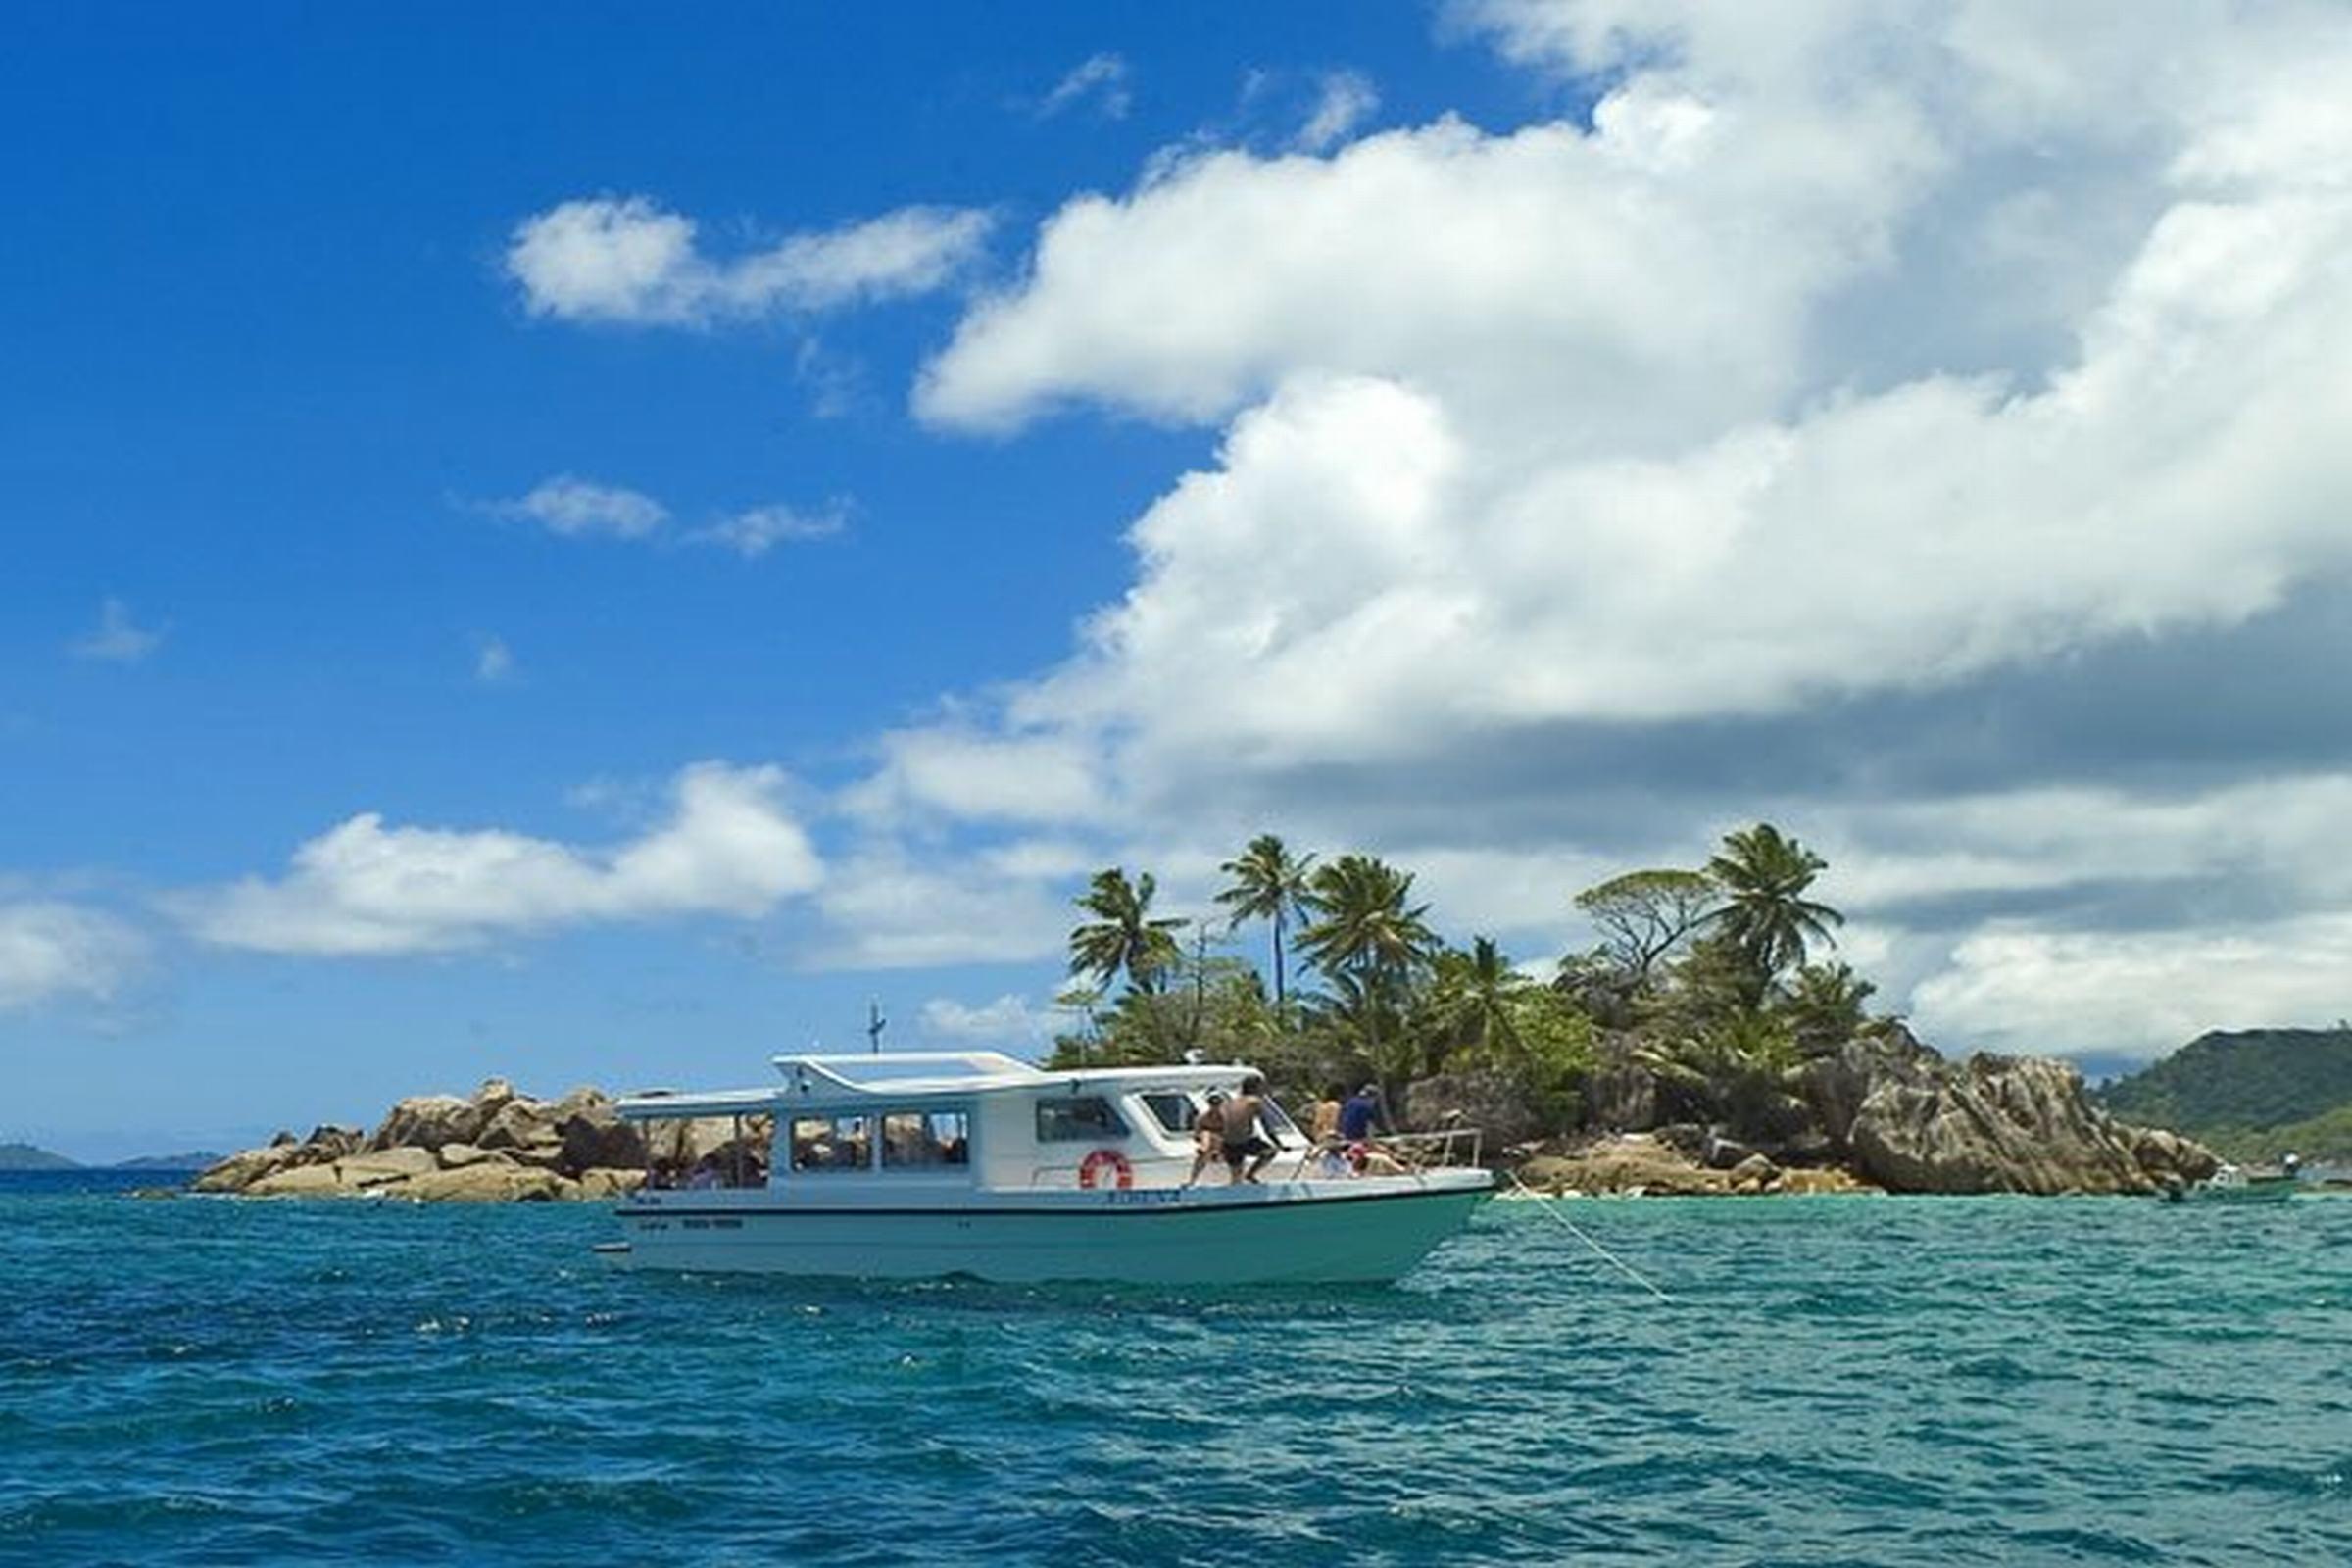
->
<box><xmin>1297</xmin><ymin>855</ymin><xmax>1441</xmax><ymax>983</ymax></box>
<box><xmin>1214</xmin><ymin>834</ymin><xmax>1316</xmax><ymax>1007</ymax></box>
<box><xmin>1049</xmin><ymin>825</ymin><xmax>1877</xmax><ymax>1147</ymax></box>
<box><xmin>1066</xmin><ymin>867</ymin><xmax>1188</xmax><ymax>995</ymax></box>
<box><xmin>1704</xmin><ymin>823</ymin><xmax>1843</xmax><ymax>988</ymax></box>
<box><xmin>2097</xmin><ymin>1028</ymin><xmax>2352</xmax><ymax>1140</ymax></box>
<box><xmin>1573</xmin><ymin>867</ymin><xmax>1717</xmax><ymax>988</ymax></box>
<box><xmin>1494</xmin><ymin>986</ymin><xmax>1594</xmax><ymax>1134</ymax></box>
<box><xmin>1777</xmin><ymin>961</ymin><xmax>1877</xmax><ymax>1053</ymax></box>
<box><xmin>1426</xmin><ymin>937</ymin><xmax>1533</xmax><ymax>1064</ymax></box>
<box><xmin>2188</xmin><ymin>1106</ymin><xmax>2352</xmax><ymax>1165</ymax></box>
<box><xmin>1632</xmin><ymin>1004</ymin><xmax>1806</xmax><ymax>1141</ymax></box>
<box><xmin>1045</xmin><ymin>957</ymin><xmax>1277</xmax><ymax>1071</ymax></box>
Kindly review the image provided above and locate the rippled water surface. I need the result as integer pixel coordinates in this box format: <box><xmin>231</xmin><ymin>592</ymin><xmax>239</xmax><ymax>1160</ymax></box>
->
<box><xmin>4</xmin><ymin>1175</ymin><xmax>2347</xmax><ymax>1565</ymax></box>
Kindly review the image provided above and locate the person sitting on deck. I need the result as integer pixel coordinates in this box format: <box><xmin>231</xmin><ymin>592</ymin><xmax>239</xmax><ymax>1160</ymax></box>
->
<box><xmin>1338</xmin><ymin>1085</ymin><xmax>1407</xmax><ymax>1174</ymax></box>
<box><xmin>1183</xmin><ymin>1092</ymin><xmax>1227</xmax><ymax>1188</ymax></box>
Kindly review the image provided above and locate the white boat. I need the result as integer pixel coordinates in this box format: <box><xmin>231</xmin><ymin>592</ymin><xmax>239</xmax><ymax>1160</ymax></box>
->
<box><xmin>600</xmin><ymin>1052</ymin><xmax>1493</xmax><ymax>1285</ymax></box>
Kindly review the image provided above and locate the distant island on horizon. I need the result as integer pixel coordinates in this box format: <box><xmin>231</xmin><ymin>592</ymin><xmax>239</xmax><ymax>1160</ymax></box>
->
<box><xmin>2097</xmin><ymin>1027</ymin><xmax>2352</xmax><ymax>1164</ymax></box>
<box><xmin>0</xmin><ymin>1143</ymin><xmax>227</xmax><ymax>1172</ymax></box>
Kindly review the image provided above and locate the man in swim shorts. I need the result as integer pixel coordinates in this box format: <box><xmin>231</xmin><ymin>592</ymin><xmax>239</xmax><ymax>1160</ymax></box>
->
<box><xmin>1220</xmin><ymin>1074</ymin><xmax>1277</xmax><ymax>1184</ymax></box>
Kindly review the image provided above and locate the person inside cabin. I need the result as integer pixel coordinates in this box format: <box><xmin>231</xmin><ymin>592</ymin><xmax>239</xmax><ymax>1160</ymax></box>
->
<box><xmin>686</xmin><ymin>1154</ymin><xmax>721</xmax><ymax>1190</ymax></box>
<box><xmin>1221</xmin><ymin>1075</ymin><xmax>1278</xmax><ymax>1185</ymax></box>
<box><xmin>1183</xmin><ymin>1091</ymin><xmax>1228</xmax><ymax>1188</ymax></box>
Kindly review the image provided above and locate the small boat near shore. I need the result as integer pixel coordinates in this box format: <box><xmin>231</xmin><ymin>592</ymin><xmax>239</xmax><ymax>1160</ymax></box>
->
<box><xmin>2160</xmin><ymin>1159</ymin><xmax>2301</xmax><ymax>1204</ymax></box>
<box><xmin>601</xmin><ymin>1053</ymin><xmax>1493</xmax><ymax>1284</ymax></box>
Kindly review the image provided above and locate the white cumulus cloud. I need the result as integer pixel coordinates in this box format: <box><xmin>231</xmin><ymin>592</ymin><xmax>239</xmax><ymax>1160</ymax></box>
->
<box><xmin>1296</xmin><ymin>71</ymin><xmax>1379</xmax><ymax>151</ymax></box>
<box><xmin>690</xmin><ymin>501</ymin><xmax>848</xmax><ymax>559</ymax></box>
<box><xmin>180</xmin><ymin>763</ymin><xmax>823</xmax><ymax>956</ymax></box>
<box><xmin>491</xmin><ymin>475</ymin><xmax>669</xmax><ymax>539</ymax></box>
<box><xmin>920</xmin><ymin>993</ymin><xmax>1054</xmax><ymax>1047</ymax></box>
<box><xmin>0</xmin><ymin>903</ymin><xmax>146</xmax><ymax>1012</ymax></box>
<box><xmin>865</xmin><ymin>1</ymin><xmax>2352</xmax><ymax>1061</ymax></box>
<box><xmin>1911</xmin><ymin>915</ymin><xmax>2352</xmax><ymax>1064</ymax></box>
<box><xmin>507</xmin><ymin>196</ymin><xmax>993</xmax><ymax>326</ymax></box>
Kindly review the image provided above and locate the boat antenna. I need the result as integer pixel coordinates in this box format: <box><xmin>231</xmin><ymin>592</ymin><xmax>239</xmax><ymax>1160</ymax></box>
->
<box><xmin>866</xmin><ymin>998</ymin><xmax>887</xmax><ymax>1054</ymax></box>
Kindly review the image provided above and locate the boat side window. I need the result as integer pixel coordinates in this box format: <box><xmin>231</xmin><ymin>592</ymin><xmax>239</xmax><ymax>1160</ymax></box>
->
<box><xmin>881</xmin><ymin>1110</ymin><xmax>971</xmax><ymax>1169</ymax></box>
<box><xmin>1035</xmin><ymin>1096</ymin><xmax>1129</xmax><ymax>1143</ymax></box>
<box><xmin>1140</xmin><ymin>1092</ymin><xmax>1197</xmax><ymax>1135</ymax></box>
<box><xmin>789</xmin><ymin>1115</ymin><xmax>872</xmax><ymax>1173</ymax></box>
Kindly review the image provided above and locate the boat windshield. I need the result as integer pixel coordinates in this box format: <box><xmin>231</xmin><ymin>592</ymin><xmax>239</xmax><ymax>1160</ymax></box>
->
<box><xmin>1139</xmin><ymin>1092</ymin><xmax>1197</xmax><ymax>1135</ymax></box>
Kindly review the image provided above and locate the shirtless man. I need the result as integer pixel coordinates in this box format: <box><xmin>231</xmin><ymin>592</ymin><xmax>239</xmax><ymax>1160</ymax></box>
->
<box><xmin>1220</xmin><ymin>1075</ymin><xmax>1278</xmax><ymax>1185</ymax></box>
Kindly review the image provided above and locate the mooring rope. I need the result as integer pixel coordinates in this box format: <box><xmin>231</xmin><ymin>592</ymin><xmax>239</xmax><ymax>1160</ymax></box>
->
<box><xmin>1505</xmin><ymin>1170</ymin><xmax>1676</xmax><ymax>1302</ymax></box>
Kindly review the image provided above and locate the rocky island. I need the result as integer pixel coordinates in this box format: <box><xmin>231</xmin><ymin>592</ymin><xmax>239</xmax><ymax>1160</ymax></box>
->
<box><xmin>193</xmin><ymin>1078</ymin><xmax>754</xmax><ymax>1202</ymax></box>
<box><xmin>191</xmin><ymin>1026</ymin><xmax>2216</xmax><ymax>1202</ymax></box>
<box><xmin>1434</xmin><ymin>1025</ymin><xmax>2217</xmax><ymax>1197</ymax></box>
<box><xmin>196</xmin><ymin>824</ymin><xmax>2230</xmax><ymax>1203</ymax></box>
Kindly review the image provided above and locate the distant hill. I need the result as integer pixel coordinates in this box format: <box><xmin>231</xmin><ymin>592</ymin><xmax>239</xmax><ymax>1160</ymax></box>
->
<box><xmin>0</xmin><ymin>1143</ymin><xmax>80</xmax><ymax>1171</ymax></box>
<box><xmin>111</xmin><ymin>1152</ymin><xmax>225</xmax><ymax>1171</ymax></box>
<box><xmin>2098</xmin><ymin>1028</ymin><xmax>2352</xmax><ymax>1162</ymax></box>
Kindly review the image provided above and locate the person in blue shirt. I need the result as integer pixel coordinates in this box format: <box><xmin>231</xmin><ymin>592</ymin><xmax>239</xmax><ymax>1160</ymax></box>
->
<box><xmin>1338</xmin><ymin>1084</ymin><xmax>1383</xmax><ymax>1142</ymax></box>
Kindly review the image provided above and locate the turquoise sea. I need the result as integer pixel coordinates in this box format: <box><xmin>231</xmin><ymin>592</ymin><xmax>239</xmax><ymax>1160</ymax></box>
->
<box><xmin>4</xmin><ymin>1173</ymin><xmax>2347</xmax><ymax>1566</ymax></box>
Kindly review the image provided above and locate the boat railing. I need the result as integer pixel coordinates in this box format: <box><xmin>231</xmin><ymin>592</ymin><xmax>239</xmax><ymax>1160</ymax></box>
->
<box><xmin>1382</xmin><ymin>1126</ymin><xmax>1484</xmax><ymax>1171</ymax></box>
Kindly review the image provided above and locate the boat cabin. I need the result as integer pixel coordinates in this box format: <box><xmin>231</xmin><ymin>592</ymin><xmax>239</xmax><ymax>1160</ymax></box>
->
<box><xmin>616</xmin><ymin>1052</ymin><xmax>1311</xmax><ymax>1194</ymax></box>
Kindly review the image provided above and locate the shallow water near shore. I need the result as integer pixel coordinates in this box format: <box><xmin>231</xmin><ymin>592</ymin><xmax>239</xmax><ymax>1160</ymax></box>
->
<box><xmin>4</xmin><ymin>1176</ymin><xmax>2348</xmax><ymax>1565</ymax></box>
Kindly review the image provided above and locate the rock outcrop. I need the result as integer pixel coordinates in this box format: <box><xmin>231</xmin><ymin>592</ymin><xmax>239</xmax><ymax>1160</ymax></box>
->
<box><xmin>1507</xmin><ymin>1021</ymin><xmax>2218</xmax><ymax>1199</ymax></box>
<box><xmin>1515</xmin><ymin>1133</ymin><xmax>1876</xmax><ymax>1197</ymax></box>
<box><xmin>1400</xmin><ymin>1071</ymin><xmax>1549</xmax><ymax>1151</ymax></box>
<box><xmin>1848</xmin><ymin>1054</ymin><xmax>2218</xmax><ymax>1195</ymax></box>
<box><xmin>197</xmin><ymin>1078</ymin><xmax>670</xmax><ymax>1203</ymax></box>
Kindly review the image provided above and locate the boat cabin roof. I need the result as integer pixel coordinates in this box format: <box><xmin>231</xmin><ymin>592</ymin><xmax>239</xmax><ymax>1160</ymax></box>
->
<box><xmin>615</xmin><ymin>1052</ymin><xmax>1260</xmax><ymax>1121</ymax></box>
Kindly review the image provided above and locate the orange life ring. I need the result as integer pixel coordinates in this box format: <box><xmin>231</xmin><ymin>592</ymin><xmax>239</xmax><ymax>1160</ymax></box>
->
<box><xmin>1077</xmin><ymin>1147</ymin><xmax>1134</xmax><ymax>1191</ymax></box>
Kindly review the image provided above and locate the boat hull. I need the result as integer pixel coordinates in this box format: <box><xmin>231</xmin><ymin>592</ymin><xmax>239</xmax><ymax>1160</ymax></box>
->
<box><xmin>604</xmin><ymin>1175</ymin><xmax>1494</xmax><ymax>1284</ymax></box>
<box><xmin>2186</xmin><ymin>1179</ymin><xmax>2297</xmax><ymax>1203</ymax></box>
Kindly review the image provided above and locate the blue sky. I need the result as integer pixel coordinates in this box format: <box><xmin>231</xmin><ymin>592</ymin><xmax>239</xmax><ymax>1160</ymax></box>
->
<box><xmin>9</xmin><ymin>3</ymin><xmax>2352</xmax><ymax>1159</ymax></box>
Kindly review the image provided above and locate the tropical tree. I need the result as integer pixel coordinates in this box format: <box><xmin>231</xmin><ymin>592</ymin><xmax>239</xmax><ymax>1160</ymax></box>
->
<box><xmin>1429</xmin><ymin>937</ymin><xmax>1532</xmax><ymax>1065</ymax></box>
<box><xmin>1777</xmin><ymin>960</ymin><xmax>1877</xmax><ymax>1053</ymax></box>
<box><xmin>1066</xmin><ymin>868</ymin><xmax>1188</xmax><ymax>995</ymax></box>
<box><xmin>1703</xmin><ymin>824</ymin><xmax>1843</xmax><ymax>988</ymax></box>
<box><xmin>1297</xmin><ymin>855</ymin><xmax>1441</xmax><ymax>1089</ymax></box>
<box><xmin>1051</xmin><ymin>983</ymin><xmax>1102</xmax><ymax>1064</ymax></box>
<box><xmin>1573</xmin><ymin>868</ymin><xmax>1719</xmax><ymax>989</ymax></box>
<box><xmin>1214</xmin><ymin>833</ymin><xmax>1317</xmax><ymax>1009</ymax></box>
<box><xmin>1298</xmin><ymin>854</ymin><xmax>1441</xmax><ymax>986</ymax></box>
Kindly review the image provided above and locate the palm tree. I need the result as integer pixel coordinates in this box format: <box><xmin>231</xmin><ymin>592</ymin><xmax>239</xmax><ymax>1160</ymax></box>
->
<box><xmin>1067</xmin><ymin>868</ymin><xmax>1188</xmax><ymax>995</ymax></box>
<box><xmin>1430</xmin><ymin>936</ymin><xmax>1530</xmax><ymax>1066</ymax></box>
<box><xmin>1704</xmin><ymin>823</ymin><xmax>1842</xmax><ymax>984</ymax></box>
<box><xmin>1298</xmin><ymin>854</ymin><xmax>1440</xmax><ymax>984</ymax></box>
<box><xmin>1214</xmin><ymin>834</ymin><xmax>1316</xmax><ymax>1008</ymax></box>
<box><xmin>1298</xmin><ymin>855</ymin><xmax>1440</xmax><ymax>1081</ymax></box>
